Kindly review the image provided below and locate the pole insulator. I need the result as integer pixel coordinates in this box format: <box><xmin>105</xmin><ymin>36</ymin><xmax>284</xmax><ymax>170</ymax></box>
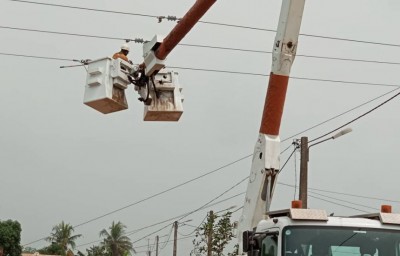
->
<box><xmin>155</xmin><ymin>0</ymin><xmax>217</xmax><ymax>60</ymax></box>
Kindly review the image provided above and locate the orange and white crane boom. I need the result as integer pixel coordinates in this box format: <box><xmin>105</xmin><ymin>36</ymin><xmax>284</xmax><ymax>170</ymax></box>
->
<box><xmin>238</xmin><ymin>0</ymin><xmax>305</xmax><ymax>253</ymax></box>
<box><xmin>144</xmin><ymin>0</ymin><xmax>217</xmax><ymax>76</ymax></box>
<box><xmin>155</xmin><ymin>0</ymin><xmax>217</xmax><ymax>61</ymax></box>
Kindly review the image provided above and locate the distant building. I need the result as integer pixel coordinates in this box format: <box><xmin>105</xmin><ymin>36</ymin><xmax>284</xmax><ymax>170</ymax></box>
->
<box><xmin>22</xmin><ymin>253</ymin><xmax>60</xmax><ymax>256</ymax></box>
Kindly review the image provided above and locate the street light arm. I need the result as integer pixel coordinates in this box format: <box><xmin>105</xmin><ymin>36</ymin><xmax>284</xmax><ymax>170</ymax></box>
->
<box><xmin>308</xmin><ymin>136</ymin><xmax>333</xmax><ymax>149</ymax></box>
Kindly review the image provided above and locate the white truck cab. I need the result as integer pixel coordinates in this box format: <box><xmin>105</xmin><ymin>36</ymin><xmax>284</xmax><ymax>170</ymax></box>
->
<box><xmin>242</xmin><ymin>204</ymin><xmax>400</xmax><ymax>256</ymax></box>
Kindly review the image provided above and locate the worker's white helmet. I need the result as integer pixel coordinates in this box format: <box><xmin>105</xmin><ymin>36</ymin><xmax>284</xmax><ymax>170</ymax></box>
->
<box><xmin>121</xmin><ymin>43</ymin><xmax>130</xmax><ymax>51</ymax></box>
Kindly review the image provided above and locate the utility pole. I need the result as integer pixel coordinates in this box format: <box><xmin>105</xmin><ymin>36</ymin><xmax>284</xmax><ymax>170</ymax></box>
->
<box><xmin>147</xmin><ymin>238</ymin><xmax>151</xmax><ymax>256</ymax></box>
<box><xmin>299</xmin><ymin>136</ymin><xmax>309</xmax><ymax>209</ymax></box>
<box><xmin>173</xmin><ymin>221</ymin><xmax>178</xmax><ymax>256</ymax></box>
<box><xmin>207</xmin><ymin>210</ymin><xmax>213</xmax><ymax>256</ymax></box>
<box><xmin>155</xmin><ymin>235</ymin><xmax>159</xmax><ymax>256</ymax></box>
<box><xmin>298</xmin><ymin>128</ymin><xmax>352</xmax><ymax>209</ymax></box>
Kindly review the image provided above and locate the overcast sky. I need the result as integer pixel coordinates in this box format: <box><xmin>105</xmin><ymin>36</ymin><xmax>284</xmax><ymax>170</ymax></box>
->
<box><xmin>1</xmin><ymin>0</ymin><xmax>400</xmax><ymax>255</ymax></box>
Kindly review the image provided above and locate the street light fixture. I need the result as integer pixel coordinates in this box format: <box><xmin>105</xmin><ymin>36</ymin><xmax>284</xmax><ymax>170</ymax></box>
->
<box><xmin>298</xmin><ymin>127</ymin><xmax>353</xmax><ymax>209</ymax></box>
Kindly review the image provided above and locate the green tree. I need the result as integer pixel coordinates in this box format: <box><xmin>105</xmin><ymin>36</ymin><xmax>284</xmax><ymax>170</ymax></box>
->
<box><xmin>86</xmin><ymin>245</ymin><xmax>109</xmax><ymax>256</ymax></box>
<box><xmin>46</xmin><ymin>221</ymin><xmax>82</xmax><ymax>256</ymax></box>
<box><xmin>100</xmin><ymin>221</ymin><xmax>135</xmax><ymax>256</ymax></box>
<box><xmin>38</xmin><ymin>243</ymin><xmax>64</xmax><ymax>255</ymax></box>
<box><xmin>191</xmin><ymin>211</ymin><xmax>238</xmax><ymax>256</ymax></box>
<box><xmin>0</xmin><ymin>219</ymin><xmax>22</xmax><ymax>256</ymax></box>
<box><xmin>22</xmin><ymin>247</ymin><xmax>37</xmax><ymax>253</ymax></box>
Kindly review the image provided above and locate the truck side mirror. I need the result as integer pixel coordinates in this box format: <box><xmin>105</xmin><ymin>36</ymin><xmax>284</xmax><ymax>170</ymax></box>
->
<box><xmin>243</xmin><ymin>230</ymin><xmax>261</xmax><ymax>252</ymax></box>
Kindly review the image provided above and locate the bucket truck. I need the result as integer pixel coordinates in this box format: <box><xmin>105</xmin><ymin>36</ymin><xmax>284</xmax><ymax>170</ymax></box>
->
<box><xmin>80</xmin><ymin>0</ymin><xmax>400</xmax><ymax>255</ymax></box>
<box><xmin>238</xmin><ymin>1</ymin><xmax>400</xmax><ymax>256</ymax></box>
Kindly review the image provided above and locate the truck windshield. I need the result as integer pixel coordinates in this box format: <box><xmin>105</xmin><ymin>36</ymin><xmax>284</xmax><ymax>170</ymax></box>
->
<box><xmin>282</xmin><ymin>226</ymin><xmax>400</xmax><ymax>256</ymax></box>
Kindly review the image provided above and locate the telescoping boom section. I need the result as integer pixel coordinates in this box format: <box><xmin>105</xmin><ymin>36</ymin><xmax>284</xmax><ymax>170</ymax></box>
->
<box><xmin>238</xmin><ymin>0</ymin><xmax>306</xmax><ymax>254</ymax></box>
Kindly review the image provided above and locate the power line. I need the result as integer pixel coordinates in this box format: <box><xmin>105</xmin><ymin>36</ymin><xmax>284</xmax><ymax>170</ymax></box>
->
<box><xmin>131</xmin><ymin>176</ymin><xmax>247</xmax><ymax>245</ymax></box>
<box><xmin>3</xmin><ymin>50</ymin><xmax>400</xmax><ymax>87</ymax></box>
<box><xmin>308</xmin><ymin>195</ymin><xmax>369</xmax><ymax>213</ymax></box>
<box><xmin>278</xmin><ymin>147</ymin><xmax>297</xmax><ymax>174</ymax></box>
<box><xmin>308</xmin><ymin>191</ymin><xmax>379</xmax><ymax>211</ymax></box>
<box><xmin>162</xmin><ymin>66</ymin><xmax>400</xmax><ymax>89</ymax></box>
<box><xmin>158</xmin><ymin>225</ymin><xmax>174</xmax><ymax>250</ymax></box>
<box><xmin>309</xmin><ymin>91</ymin><xmax>400</xmax><ymax>143</ymax></box>
<box><xmin>23</xmin><ymin>155</ymin><xmax>251</xmax><ymax>246</ymax></box>
<box><xmin>77</xmin><ymin>183</ymin><xmax>246</xmax><ymax>248</ymax></box>
<box><xmin>122</xmin><ymin>192</ymin><xmax>245</xmax><ymax>237</ymax></box>
<box><xmin>278</xmin><ymin>183</ymin><xmax>377</xmax><ymax>213</ymax></box>
<box><xmin>278</xmin><ymin>182</ymin><xmax>399</xmax><ymax>203</ymax></box>
<box><xmin>135</xmin><ymin>235</ymin><xmax>195</xmax><ymax>253</ymax></box>
<box><xmin>175</xmin><ymin>176</ymin><xmax>248</xmax><ymax>223</ymax></box>
<box><xmin>7</xmin><ymin>0</ymin><xmax>157</xmax><ymax>18</ymax></box>
<box><xmin>8</xmin><ymin>0</ymin><xmax>400</xmax><ymax>48</ymax></box>
<box><xmin>178</xmin><ymin>205</ymin><xmax>242</xmax><ymax>237</ymax></box>
<box><xmin>308</xmin><ymin>187</ymin><xmax>400</xmax><ymax>203</ymax></box>
<box><xmin>168</xmin><ymin>66</ymin><xmax>267</xmax><ymax>77</ymax></box>
<box><xmin>0</xmin><ymin>25</ymin><xmax>136</xmax><ymax>42</ymax></box>
<box><xmin>2</xmin><ymin>26</ymin><xmax>400</xmax><ymax>66</ymax></box>
<box><xmin>0</xmin><ymin>52</ymin><xmax>76</xmax><ymax>62</ymax></box>
<box><xmin>3</xmin><ymin>52</ymin><xmax>399</xmax><ymax>88</ymax></box>
<box><xmin>282</xmin><ymin>87</ymin><xmax>400</xmax><ymax>142</ymax></box>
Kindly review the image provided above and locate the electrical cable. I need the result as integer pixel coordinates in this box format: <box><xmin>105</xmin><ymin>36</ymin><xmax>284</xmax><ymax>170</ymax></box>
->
<box><xmin>308</xmin><ymin>187</ymin><xmax>400</xmax><ymax>203</ymax></box>
<box><xmin>293</xmin><ymin>144</ymin><xmax>298</xmax><ymax>200</ymax></box>
<box><xmin>281</xmin><ymin>143</ymin><xmax>294</xmax><ymax>154</ymax></box>
<box><xmin>130</xmin><ymin>176</ymin><xmax>247</xmax><ymax>246</ymax></box>
<box><xmin>168</xmin><ymin>65</ymin><xmax>400</xmax><ymax>88</ymax></box>
<box><xmin>23</xmin><ymin>154</ymin><xmax>251</xmax><ymax>246</ymax></box>
<box><xmin>308</xmin><ymin>195</ymin><xmax>369</xmax><ymax>213</ymax></box>
<box><xmin>278</xmin><ymin>148</ymin><xmax>297</xmax><ymax>174</ymax></box>
<box><xmin>134</xmin><ymin>234</ymin><xmax>191</xmax><ymax>250</ymax></box>
<box><xmin>122</xmin><ymin>192</ymin><xmax>245</xmax><ymax>237</ymax></box>
<box><xmin>175</xmin><ymin>176</ymin><xmax>248</xmax><ymax>223</ymax></box>
<box><xmin>7</xmin><ymin>0</ymin><xmax>157</xmax><ymax>18</ymax></box>
<box><xmin>158</xmin><ymin>225</ymin><xmax>173</xmax><ymax>250</ymax></box>
<box><xmin>3</xmin><ymin>25</ymin><xmax>400</xmax><ymax>67</ymax></box>
<box><xmin>309</xmin><ymin>91</ymin><xmax>400</xmax><ymax>143</ymax></box>
<box><xmin>0</xmin><ymin>52</ymin><xmax>76</xmax><ymax>62</ymax></box>
<box><xmin>1</xmin><ymin>50</ymin><xmax>398</xmax><ymax>88</ymax></box>
<box><xmin>278</xmin><ymin>182</ymin><xmax>399</xmax><ymax>203</ymax></box>
<box><xmin>282</xmin><ymin>87</ymin><xmax>400</xmax><ymax>143</ymax></box>
<box><xmin>178</xmin><ymin>205</ymin><xmax>241</xmax><ymax>237</ymax></box>
<box><xmin>7</xmin><ymin>0</ymin><xmax>400</xmax><ymax>48</ymax></box>
<box><xmin>308</xmin><ymin>191</ymin><xmax>379</xmax><ymax>211</ymax></box>
<box><xmin>0</xmin><ymin>25</ymin><xmax>134</xmax><ymax>42</ymax></box>
<box><xmin>135</xmin><ymin>235</ymin><xmax>195</xmax><ymax>253</ymax></box>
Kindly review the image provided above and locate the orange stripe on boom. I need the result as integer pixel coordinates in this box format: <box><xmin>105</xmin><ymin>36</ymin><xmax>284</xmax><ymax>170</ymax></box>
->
<box><xmin>156</xmin><ymin>0</ymin><xmax>217</xmax><ymax>60</ymax></box>
<box><xmin>259</xmin><ymin>73</ymin><xmax>289</xmax><ymax>135</ymax></box>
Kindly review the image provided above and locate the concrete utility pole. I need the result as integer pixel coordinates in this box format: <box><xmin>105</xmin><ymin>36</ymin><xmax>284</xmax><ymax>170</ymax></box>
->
<box><xmin>155</xmin><ymin>235</ymin><xmax>159</xmax><ymax>256</ymax></box>
<box><xmin>299</xmin><ymin>137</ymin><xmax>309</xmax><ymax>208</ymax></box>
<box><xmin>147</xmin><ymin>238</ymin><xmax>151</xmax><ymax>256</ymax></box>
<box><xmin>207</xmin><ymin>210</ymin><xmax>213</xmax><ymax>256</ymax></box>
<box><xmin>298</xmin><ymin>128</ymin><xmax>352</xmax><ymax>209</ymax></box>
<box><xmin>173</xmin><ymin>221</ymin><xmax>178</xmax><ymax>256</ymax></box>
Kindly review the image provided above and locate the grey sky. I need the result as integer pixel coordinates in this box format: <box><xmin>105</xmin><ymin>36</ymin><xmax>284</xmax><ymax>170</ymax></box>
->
<box><xmin>1</xmin><ymin>0</ymin><xmax>400</xmax><ymax>255</ymax></box>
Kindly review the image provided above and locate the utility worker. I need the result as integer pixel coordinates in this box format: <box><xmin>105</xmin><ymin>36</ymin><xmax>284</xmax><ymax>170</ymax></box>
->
<box><xmin>113</xmin><ymin>43</ymin><xmax>131</xmax><ymax>63</ymax></box>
